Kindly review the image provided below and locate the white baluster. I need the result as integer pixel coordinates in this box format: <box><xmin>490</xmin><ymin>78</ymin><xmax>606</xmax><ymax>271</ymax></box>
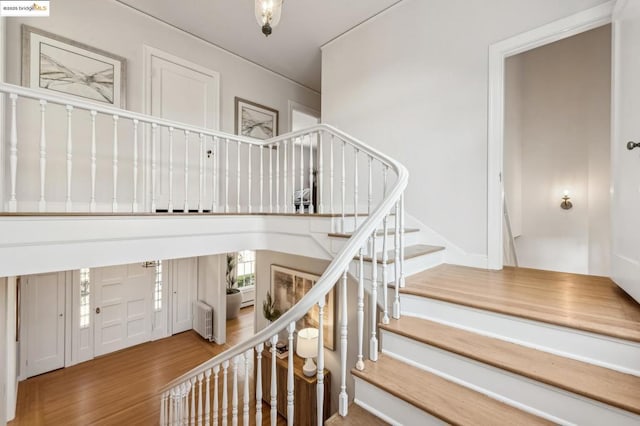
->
<box><xmin>339</xmin><ymin>269</ymin><xmax>349</xmax><ymax>416</ymax></box>
<box><xmin>356</xmin><ymin>246</ymin><xmax>365</xmax><ymax>371</ymax></box>
<box><xmin>248</xmin><ymin>144</ymin><xmax>252</xmax><ymax>213</ymax></box>
<box><xmin>191</xmin><ymin>377</ymin><xmax>196</xmax><ymax>425</ymax></box>
<box><xmin>169</xmin><ymin>389</ymin><xmax>175</xmax><ymax>425</ymax></box>
<box><xmin>255</xmin><ymin>343</ymin><xmax>264</xmax><ymax>426</ymax></box>
<box><xmin>291</xmin><ymin>139</ymin><xmax>295</xmax><ymax>214</ymax></box>
<box><xmin>276</xmin><ymin>143</ymin><xmax>280</xmax><ymax>213</ymax></box>
<box><xmin>205</xmin><ymin>368</ymin><xmax>212</xmax><ymax>426</ymax></box>
<box><xmin>243</xmin><ymin>350</ymin><xmax>251</xmax><ymax>426</ymax></box>
<box><xmin>232</xmin><ymin>356</ymin><xmax>239</xmax><ymax>426</ymax></box>
<box><xmin>38</xmin><ymin>100</ymin><xmax>47</xmax><ymax>212</ymax></box>
<box><xmin>151</xmin><ymin>123</ymin><xmax>158</xmax><ymax>213</ymax></box>
<box><xmin>90</xmin><ymin>111</ymin><xmax>97</xmax><ymax>212</ymax></box>
<box><xmin>269</xmin><ymin>143</ymin><xmax>273</xmax><ymax>213</ymax></box>
<box><xmin>353</xmin><ymin>147</ymin><xmax>359</xmax><ymax>230</ymax></box>
<box><xmin>287</xmin><ymin>322</ymin><xmax>295</xmax><ymax>425</ymax></box>
<box><xmin>199</xmin><ymin>133</ymin><xmax>204</xmax><ymax>213</ymax></box>
<box><xmin>160</xmin><ymin>391</ymin><xmax>167</xmax><ymax>425</ymax></box>
<box><xmin>8</xmin><ymin>94</ymin><xmax>18</xmax><ymax>212</ymax></box>
<box><xmin>132</xmin><ymin>120</ymin><xmax>139</xmax><ymax>213</ymax></box>
<box><xmin>341</xmin><ymin>139</ymin><xmax>346</xmax><ymax>232</ymax></box>
<box><xmin>401</xmin><ymin>193</ymin><xmax>406</xmax><ymax>288</ymax></box>
<box><xmin>260</xmin><ymin>145</ymin><xmax>264</xmax><ymax>213</ymax></box>
<box><xmin>370</xmin><ymin>231</ymin><xmax>379</xmax><ymax>362</ymax></box>
<box><xmin>308</xmin><ymin>134</ymin><xmax>314</xmax><ymax>214</ymax></box>
<box><xmin>203</xmin><ymin>136</ymin><xmax>208</xmax><ymax>213</ymax></box>
<box><xmin>197</xmin><ymin>373</ymin><xmax>204</xmax><ymax>426</ymax></box>
<box><xmin>283</xmin><ymin>139</ymin><xmax>288</xmax><ymax>213</ymax></box>
<box><xmin>316</xmin><ymin>300</ymin><xmax>325</xmax><ymax>426</ymax></box>
<box><xmin>184</xmin><ymin>130</ymin><xmax>190</xmax><ymax>212</ymax></box>
<box><xmin>65</xmin><ymin>105</ymin><xmax>73</xmax><ymax>212</ymax></box>
<box><xmin>393</xmin><ymin>199</ymin><xmax>401</xmax><ymax>319</ymax></box>
<box><xmin>299</xmin><ymin>135</ymin><xmax>304</xmax><ymax>214</ymax></box>
<box><xmin>168</xmin><ymin>127</ymin><xmax>175</xmax><ymax>213</ymax></box>
<box><xmin>225</xmin><ymin>138</ymin><xmax>230</xmax><ymax>213</ymax></box>
<box><xmin>237</xmin><ymin>141</ymin><xmax>241</xmax><ymax>213</ymax></box>
<box><xmin>318</xmin><ymin>131</ymin><xmax>324</xmax><ymax>213</ymax></box>
<box><xmin>213</xmin><ymin>137</ymin><xmax>218</xmax><ymax>213</ymax></box>
<box><xmin>382</xmin><ymin>168</ymin><xmax>390</xmax><ymax>325</ymax></box>
<box><xmin>270</xmin><ymin>334</ymin><xmax>278</xmax><ymax>426</ymax></box>
<box><xmin>222</xmin><ymin>360</ymin><xmax>229</xmax><ymax>425</ymax></box>
<box><xmin>212</xmin><ymin>366</ymin><xmax>219</xmax><ymax>426</ymax></box>
<box><xmin>112</xmin><ymin>115</ymin><xmax>119</xmax><ymax>212</ymax></box>
<box><xmin>367</xmin><ymin>156</ymin><xmax>373</xmax><ymax>216</ymax></box>
<box><xmin>185</xmin><ymin>383</ymin><xmax>191</xmax><ymax>425</ymax></box>
<box><xmin>329</xmin><ymin>134</ymin><xmax>334</xmax><ymax>218</ymax></box>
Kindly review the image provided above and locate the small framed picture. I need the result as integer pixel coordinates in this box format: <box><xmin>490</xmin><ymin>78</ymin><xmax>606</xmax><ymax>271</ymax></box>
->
<box><xmin>235</xmin><ymin>97</ymin><xmax>279</xmax><ymax>140</ymax></box>
<box><xmin>22</xmin><ymin>25</ymin><xmax>127</xmax><ymax>107</ymax></box>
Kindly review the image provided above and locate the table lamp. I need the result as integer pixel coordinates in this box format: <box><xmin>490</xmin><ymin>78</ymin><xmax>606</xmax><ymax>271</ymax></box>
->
<box><xmin>296</xmin><ymin>328</ymin><xmax>319</xmax><ymax>377</ymax></box>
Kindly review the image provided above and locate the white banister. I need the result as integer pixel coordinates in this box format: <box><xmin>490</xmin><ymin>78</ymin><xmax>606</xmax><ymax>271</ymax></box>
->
<box><xmin>212</xmin><ymin>137</ymin><xmax>218</xmax><ymax>213</ymax></box>
<box><xmin>112</xmin><ymin>115</ymin><xmax>119</xmax><ymax>213</ymax></box>
<box><xmin>8</xmin><ymin>93</ymin><xmax>18</xmax><ymax>212</ymax></box>
<box><xmin>329</xmin><ymin>134</ymin><xmax>335</xmax><ymax>218</ymax></box>
<box><xmin>199</xmin><ymin>133</ymin><xmax>204</xmax><ymax>213</ymax></box>
<box><xmin>38</xmin><ymin>99</ymin><xmax>47</xmax><ymax>212</ymax></box>
<box><xmin>316</xmin><ymin>300</ymin><xmax>325</xmax><ymax>426</ymax></box>
<box><xmin>190</xmin><ymin>376</ymin><xmax>196</xmax><ymax>425</ymax></box>
<box><xmin>276</xmin><ymin>143</ymin><xmax>280</xmax><ymax>213</ymax></box>
<box><xmin>393</xmin><ymin>200</ymin><xmax>401</xmax><ymax>319</ymax></box>
<box><xmin>222</xmin><ymin>360</ymin><xmax>229</xmax><ymax>425</ymax></box>
<box><xmin>308</xmin><ymin>134</ymin><xmax>314</xmax><ymax>214</ymax></box>
<box><xmin>232</xmin><ymin>355</ymin><xmax>239</xmax><ymax>426</ymax></box>
<box><xmin>299</xmin><ymin>135</ymin><xmax>304</xmax><ymax>214</ymax></box>
<box><xmin>65</xmin><ymin>105</ymin><xmax>73</xmax><ymax>212</ymax></box>
<box><xmin>287</xmin><ymin>322</ymin><xmax>295</xmax><ymax>426</ymax></box>
<box><xmin>243</xmin><ymin>350</ymin><xmax>250</xmax><ymax>426</ymax></box>
<box><xmin>197</xmin><ymin>373</ymin><xmax>204</xmax><ymax>426</ymax></box>
<box><xmin>339</xmin><ymin>269</ymin><xmax>349</xmax><ymax>416</ymax></box>
<box><xmin>283</xmin><ymin>139</ymin><xmax>288</xmax><ymax>213</ymax></box>
<box><xmin>400</xmin><ymin>193</ymin><xmax>406</xmax><ymax>288</ymax></box>
<box><xmin>160</xmin><ymin>392</ymin><xmax>167</xmax><ymax>425</ymax></box>
<box><xmin>269</xmin><ymin>143</ymin><xmax>273</xmax><ymax>213</ymax></box>
<box><xmin>317</xmin><ymin>132</ymin><xmax>324</xmax><ymax>214</ymax></box>
<box><xmin>168</xmin><ymin>127</ymin><xmax>175</xmax><ymax>213</ymax></box>
<box><xmin>90</xmin><ymin>110</ymin><xmax>97</xmax><ymax>212</ymax></box>
<box><xmin>353</xmin><ymin>147</ymin><xmax>359</xmax><ymax>230</ymax></box>
<box><xmin>370</xmin><ymin>230</ymin><xmax>379</xmax><ymax>362</ymax></box>
<box><xmin>248</xmin><ymin>144</ymin><xmax>252</xmax><ymax>213</ymax></box>
<box><xmin>255</xmin><ymin>344</ymin><xmax>263</xmax><ymax>426</ymax></box>
<box><xmin>367</xmin><ymin>156</ymin><xmax>373</xmax><ymax>216</ymax></box>
<box><xmin>151</xmin><ymin>123</ymin><xmax>158</xmax><ymax>213</ymax></box>
<box><xmin>132</xmin><ymin>120</ymin><xmax>139</xmax><ymax>213</ymax></box>
<box><xmin>225</xmin><ymin>138</ymin><xmax>230</xmax><ymax>213</ymax></box>
<box><xmin>211</xmin><ymin>366</ymin><xmax>218</xmax><ymax>426</ymax></box>
<box><xmin>382</xmin><ymin>167</ymin><xmax>390</xmax><ymax>325</ymax></box>
<box><xmin>270</xmin><ymin>334</ymin><xmax>278</xmax><ymax>426</ymax></box>
<box><xmin>260</xmin><ymin>145</ymin><xmax>264</xmax><ymax>213</ymax></box>
<box><xmin>356</xmin><ymin>246</ymin><xmax>365</xmax><ymax>371</ymax></box>
<box><xmin>236</xmin><ymin>141</ymin><xmax>241</xmax><ymax>213</ymax></box>
<box><xmin>291</xmin><ymin>140</ymin><xmax>296</xmax><ymax>214</ymax></box>
<box><xmin>341</xmin><ymin>139</ymin><xmax>346</xmax><ymax>232</ymax></box>
<box><xmin>184</xmin><ymin>130</ymin><xmax>190</xmax><ymax>213</ymax></box>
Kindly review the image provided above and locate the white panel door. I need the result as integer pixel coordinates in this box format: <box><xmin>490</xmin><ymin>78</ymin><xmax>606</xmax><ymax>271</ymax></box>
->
<box><xmin>25</xmin><ymin>272</ymin><xmax>65</xmax><ymax>377</ymax></box>
<box><xmin>171</xmin><ymin>258</ymin><xmax>198</xmax><ymax>334</ymax></box>
<box><xmin>94</xmin><ymin>264</ymin><xmax>154</xmax><ymax>356</ymax></box>
<box><xmin>148</xmin><ymin>48</ymin><xmax>220</xmax><ymax>212</ymax></box>
<box><xmin>611</xmin><ymin>0</ymin><xmax>640</xmax><ymax>303</ymax></box>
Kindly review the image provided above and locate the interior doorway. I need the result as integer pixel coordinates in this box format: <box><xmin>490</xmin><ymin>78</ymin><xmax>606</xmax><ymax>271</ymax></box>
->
<box><xmin>502</xmin><ymin>25</ymin><xmax>611</xmax><ymax>275</ymax></box>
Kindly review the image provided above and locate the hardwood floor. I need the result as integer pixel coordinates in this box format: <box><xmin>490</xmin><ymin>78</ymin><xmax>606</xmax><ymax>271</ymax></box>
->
<box><xmin>403</xmin><ymin>264</ymin><xmax>640</xmax><ymax>342</ymax></box>
<box><xmin>9</xmin><ymin>306</ymin><xmax>286</xmax><ymax>425</ymax></box>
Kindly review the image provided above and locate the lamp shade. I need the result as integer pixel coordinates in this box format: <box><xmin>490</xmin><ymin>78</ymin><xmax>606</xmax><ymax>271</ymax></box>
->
<box><xmin>255</xmin><ymin>0</ymin><xmax>283</xmax><ymax>28</ymax></box>
<box><xmin>296</xmin><ymin>328</ymin><xmax>319</xmax><ymax>359</ymax></box>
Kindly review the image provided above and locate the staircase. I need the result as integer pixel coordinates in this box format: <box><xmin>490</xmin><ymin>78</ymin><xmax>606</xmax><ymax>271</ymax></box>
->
<box><xmin>342</xmin><ymin>265</ymin><xmax>640</xmax><ymax>425</ymax></box>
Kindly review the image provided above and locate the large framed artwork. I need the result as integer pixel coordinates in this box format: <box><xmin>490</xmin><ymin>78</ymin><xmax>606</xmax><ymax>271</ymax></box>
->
<box><xmin>235</xmin><ymin>97</ymin><xmax>278</xmax><ymax>140</ymax></box>
<box><xmin>22</xmin><ymin>25</ymin><xmax>127</xmax><ymax>107</ymax></box>
<box><xmin>270</xmin><ymin>265</ymin><xmax>335</xmax><ymax>351</ymax></box>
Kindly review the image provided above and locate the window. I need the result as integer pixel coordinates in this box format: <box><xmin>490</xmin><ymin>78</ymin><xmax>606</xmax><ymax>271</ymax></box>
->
<box><xmin>236</xmin><ymin>250</ymin><xmax>256</xmax><ymax>288</ymax></box>
<box><xmin>80</xmin><ymin>268</ymin><xmax>90</xmax><ymax>329</ymax></box>
<box><xmin>154</xmin><ymin>261</ymin><xmax>163</xmax><ymax>312</ymax></box>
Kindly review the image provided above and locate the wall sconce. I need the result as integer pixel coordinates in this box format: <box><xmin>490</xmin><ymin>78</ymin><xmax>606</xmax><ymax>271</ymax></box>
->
<box><xmin>561</xmin><ymin>190</ymin><xmax>573</xmax><ymax>210</ymax></box>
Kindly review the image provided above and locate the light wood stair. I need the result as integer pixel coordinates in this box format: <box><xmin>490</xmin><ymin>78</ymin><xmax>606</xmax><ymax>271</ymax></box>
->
<box><xmin>361</xmin><ymin>243</ymin><xmax>444</xmax><ymax>264</ymax></box>
<box><xmin>325</xmin><ymin>403</ymin><xmax>389</xmax><ymax>425</ymax></box>
<box><xmin>351</xmin><ymin>355</ymin><xmax>553</xmax><ymax>426</ymax></box>
<box><xmin>380</xmin><ymin>316</ymin><xmax>640</xmax><ymax>416</ymax></box>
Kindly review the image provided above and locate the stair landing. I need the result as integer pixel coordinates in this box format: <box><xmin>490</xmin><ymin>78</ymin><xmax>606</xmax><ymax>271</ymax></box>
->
<box><xmin>402</xmin><ymin>264</ymin><xmax>640</xmax><ymax>342</ymax></box>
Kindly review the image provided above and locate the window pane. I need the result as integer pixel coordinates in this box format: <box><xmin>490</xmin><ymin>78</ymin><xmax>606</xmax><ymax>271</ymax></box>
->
<box><xmin>79</xmin><ymin>268</ymin><xmax>90</xmax><ymax>329</ymax></box>
<box><xmin>154</xmin><ymin>261</ymin><xmax>162</xmax><ymax>312</ymax></box>
<box><xmin>236</xmin><ymin>250</ymin><xmax>256</xmax><ymax>288</ymax></box>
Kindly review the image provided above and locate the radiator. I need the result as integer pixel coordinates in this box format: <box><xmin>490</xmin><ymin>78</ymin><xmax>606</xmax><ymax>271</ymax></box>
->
<box><xmin>193</xmin><ymin>300</ymin><xmax>214</xmax><ymax>342</ymax></box>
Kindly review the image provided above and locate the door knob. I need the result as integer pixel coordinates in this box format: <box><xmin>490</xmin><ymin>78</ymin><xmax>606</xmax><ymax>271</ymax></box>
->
<box><xmin>96</xmin><ymin>307</ymin><xmax>101</xmax><ymax>314</ymax></box>
<box><xmin>628</xmin><ymin>141</ymin><xmax>640</xmax><ymax>150</ymax></box>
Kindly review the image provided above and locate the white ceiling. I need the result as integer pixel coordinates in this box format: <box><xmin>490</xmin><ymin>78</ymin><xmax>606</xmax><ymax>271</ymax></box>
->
<box><xmin>116</xmin><ymin>0</ymin><xmax>402</xmax><ymax>92</ymax></box>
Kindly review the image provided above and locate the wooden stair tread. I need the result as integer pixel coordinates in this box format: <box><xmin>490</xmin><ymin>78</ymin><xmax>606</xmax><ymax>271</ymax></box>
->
<box><xmin>352</xmin><ymin>355</ymin><xmax>553</xmax><ymax>426</ymax></box>
<box><xmin>380</xmin><ymin>316</ymin><xmax>640</xmax><ymax>415</ymax></box>
<box><xmin>402</xmin><ymin>264</ymin><xmax>640</xmax><ymax>343</ymax></box>
<box><xmin>325</xmin><ymin>403</ymin><xmax>389</xmax><ymax>426</ymax></box>
<box><xmin>359</xmin><ymin>244</ymin><xmax>444</xmax><ymax>264</ymax></box>
<box><xmin>328</xmin><ymin>228</ymin><xmax>419</xmax><ymax>238</ymax></box>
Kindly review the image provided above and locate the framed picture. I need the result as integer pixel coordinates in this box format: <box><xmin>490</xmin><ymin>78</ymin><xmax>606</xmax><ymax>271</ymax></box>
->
<box><xmin>270</xmin><ymin>265</ymin><xmax>335</xmax><ymax>351</ymax></box>
<box><xmin>22</xmin><ymin>25</ymin><xmax>127</xmax><ymax>107</ymax></box>
<box><xmin>235</xmin><ymin>97</ymin><xmax>278</xmax><ymax>140</ymax></box>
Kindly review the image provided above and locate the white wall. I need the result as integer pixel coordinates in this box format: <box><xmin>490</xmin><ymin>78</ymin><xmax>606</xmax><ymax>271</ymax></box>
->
<box><xmin>504</xmin><ymin>55</ymin><xmax>524</xmax><ymax>238</ymax></box>
<box><xmin>0</xmin><ymin>278</ymin><xmax>6</xmax><ymax>425</ymax></box>
<box><xmin>506</xmin><ymin>25</ymin><xmax>611</xmax><ymax>275</ymax></box>
<box><xmin>254</xmin><ymin>250</ymin><xmax>363</xmax><ymax>415</ymax></box>
<box><xmin>3</xmin><ymin>278</ymin><xmax>16</xmax><ymax>423</ymax></box>
<box><xmin>321</xmin><ymin>0</ymin><xmax>608</xmax><ymax>261</ymax></box>
<box><xmin>197</xmin><ymin>254</ymin><xmax>226</xmax><ymax>344</ymax></box>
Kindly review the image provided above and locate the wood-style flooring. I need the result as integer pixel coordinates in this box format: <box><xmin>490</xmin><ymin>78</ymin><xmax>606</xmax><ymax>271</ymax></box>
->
<box><xmin>9</xmin><ymin>307</ymin><xmax>286</xmax><ymax>425</ymax></box>
<box><xmin>403</xmin><ymin>264</ymin><xmax>640</xmax><ymax>342</ymax></box>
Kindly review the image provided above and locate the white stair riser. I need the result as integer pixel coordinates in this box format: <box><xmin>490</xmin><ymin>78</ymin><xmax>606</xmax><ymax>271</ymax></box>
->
<box><xmin>354</xmin><ymin>377</ymin><xmax>447</xmax><ymax>426</ymax></box>
<box><xmin>349</xmin><ymin>250</ymin><xmax>444</xmax><ymax>284</ymax></box>
<box><xmin>381</xmin><ymin>331</ymin><xmax>640</xmax><ymax>426</ymax></box>
<box><xmin>401</xmin><ymin>294</ymin><xmax>640</xmax><ymax>377</ymax></box>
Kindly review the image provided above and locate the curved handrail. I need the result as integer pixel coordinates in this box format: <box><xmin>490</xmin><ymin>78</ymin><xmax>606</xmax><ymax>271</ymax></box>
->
<box><xmin>161</xmin><ymin>126</ymin><xmax>408</xmax><ymax>392</ymax></box>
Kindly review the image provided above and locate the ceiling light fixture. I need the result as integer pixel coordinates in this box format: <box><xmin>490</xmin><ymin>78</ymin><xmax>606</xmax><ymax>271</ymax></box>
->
<box><xmin>255</xmin><ymin>0</ymin><xmax>283</xmax><ymax>37</ymax></box>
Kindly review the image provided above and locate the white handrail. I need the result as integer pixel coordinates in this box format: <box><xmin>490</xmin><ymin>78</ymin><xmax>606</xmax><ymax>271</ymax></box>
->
<box><xmin>161</xmin><ymin>128</ymin><xmax>408</xmax><ymax>391</ymax></box>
